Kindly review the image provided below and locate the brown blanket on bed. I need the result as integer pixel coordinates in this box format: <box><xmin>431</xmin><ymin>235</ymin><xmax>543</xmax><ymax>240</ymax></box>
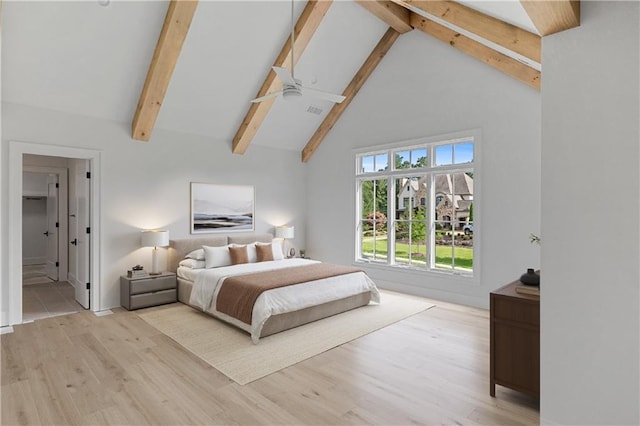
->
<box><xmin>217</xmin><ymin>263</ymin><xmax>363</xmax><ymax>325</ymax></box>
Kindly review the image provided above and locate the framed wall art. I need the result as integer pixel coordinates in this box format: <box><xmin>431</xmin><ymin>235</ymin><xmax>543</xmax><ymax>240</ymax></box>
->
<box><xmin>190</xmin><ymin>183</ymin><xmax>255</xmax><ymax>234</ymax></box>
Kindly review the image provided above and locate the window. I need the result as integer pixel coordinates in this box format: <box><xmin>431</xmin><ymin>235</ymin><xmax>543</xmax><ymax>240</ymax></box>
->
<box><xmin>356</xmin><ymin>135</ymin><xmax>475</xmax><ymax>276</ymax></box>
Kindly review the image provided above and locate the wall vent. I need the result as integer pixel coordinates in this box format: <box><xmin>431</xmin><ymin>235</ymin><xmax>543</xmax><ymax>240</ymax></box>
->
<box><xmin>306</xmin><ymin>106</ymin><xmax>323</xmax><ymax>115</ymax></box>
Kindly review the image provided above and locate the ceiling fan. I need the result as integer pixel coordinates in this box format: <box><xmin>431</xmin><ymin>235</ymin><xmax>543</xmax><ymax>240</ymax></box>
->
<box><xmin>251</xmin><ymin>1</ymin><xmax>346</xmax><ymax>105</ymax></box>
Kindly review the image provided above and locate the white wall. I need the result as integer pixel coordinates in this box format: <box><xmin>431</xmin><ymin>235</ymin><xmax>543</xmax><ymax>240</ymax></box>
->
<box><xmin>22</xmin><ymin>197</ymin><xmax>47</xmax><ymax>264</ymax></box>
<box><xmin>1</xmin><ymin>102</ymin><xmax>308</xmax><ymax>324</ymax></box>
<box><xmin>540</xmin><ymin>2</ymin><xmax>640</xmax><ymax>424</ymax></box>
<box><xmin>306</xmin><ymin>29</ymin><xmax>541</xmax><ymax>308</ymax></box>
<box><xmin>22</xmin><ymin>171</ymin><xmax>48</xmax><ymax>196</ymax></box>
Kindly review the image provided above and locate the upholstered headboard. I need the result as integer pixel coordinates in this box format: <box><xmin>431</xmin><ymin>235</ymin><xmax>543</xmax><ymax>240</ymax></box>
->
<box><xmin>167</xmin><ymin>233</ymin><xmax>274</xmax><ymax>272</ymax></box>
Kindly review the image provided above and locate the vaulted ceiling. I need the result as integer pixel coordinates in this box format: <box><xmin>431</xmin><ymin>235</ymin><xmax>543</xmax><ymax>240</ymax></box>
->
<box><xmin>2</xmin><ymin>1</ymin><xmax>579</xmax><ymax>161</ymax></box>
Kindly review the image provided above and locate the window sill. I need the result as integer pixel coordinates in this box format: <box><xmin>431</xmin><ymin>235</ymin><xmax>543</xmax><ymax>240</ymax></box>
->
<box><xmin>354</xmin><ymin>259</ymin><xmax>478</xmax><ymax>284</ymax></box>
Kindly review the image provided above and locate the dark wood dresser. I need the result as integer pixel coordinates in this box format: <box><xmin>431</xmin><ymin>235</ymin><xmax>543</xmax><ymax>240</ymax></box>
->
<box><xmin>490</xmin><ymin>280</ymin><xmax>540</xmax><ymax>398</ymax></box>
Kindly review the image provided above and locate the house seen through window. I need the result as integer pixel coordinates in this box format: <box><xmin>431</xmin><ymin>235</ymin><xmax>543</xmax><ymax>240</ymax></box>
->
<box><xmin>356</xmin><ymin>136</ymin><xmax>475</xmax><ymax>275</ymax></box>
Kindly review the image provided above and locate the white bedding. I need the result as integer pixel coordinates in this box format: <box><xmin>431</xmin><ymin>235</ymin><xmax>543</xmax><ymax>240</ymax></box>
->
<box><xmin>177</xmin><ymin>265</ymin><xmax>201</xmax><ymax>283</ymax></box>
<box><xmin>188</xmin><ymin>258</ymin><xmax>380</xmax><ymax>343</ymax></box>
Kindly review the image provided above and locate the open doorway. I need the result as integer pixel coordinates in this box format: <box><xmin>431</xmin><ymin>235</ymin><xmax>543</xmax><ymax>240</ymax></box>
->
<box><xmin>6</xmin><ymin>141</ymin><xmax>101</xmax><ymax>327</ymax></box>
<box><xmin>21</xmin><ymin>157</ymin><xmax>90</xmax><ymax>321</ymax></box>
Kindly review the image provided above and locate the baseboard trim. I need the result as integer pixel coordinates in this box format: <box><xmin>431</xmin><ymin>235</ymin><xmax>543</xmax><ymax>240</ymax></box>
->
<box><xmin>22</xmin><ymin>257</ymin><xmax>46</xmax><ymax>266</ymax></box>
<box><xmin>94</xmin><ymin>310</ymin><xmax>113</xmax><ymax>317</ymax></box>
<box><xmin>1</xmin><ymin>326</ymin><xmax>15</xmax><ymax>335</ymax></box>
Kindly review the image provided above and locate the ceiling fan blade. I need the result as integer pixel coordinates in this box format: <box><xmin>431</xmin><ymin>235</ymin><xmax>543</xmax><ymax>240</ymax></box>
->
<box><xmin>272</xmin><ymin>66</ymin><xmax>296</xmax><ymax>86</ymax></box>
<box><xmin>251</xmin><ymin>91</ymin><xmax>281</xmax><ymax>103</ymax></box>
<box><xmin>303</xmin><ymin>87</ymin><xmax>346</xmax><ymax>104</ymax></box>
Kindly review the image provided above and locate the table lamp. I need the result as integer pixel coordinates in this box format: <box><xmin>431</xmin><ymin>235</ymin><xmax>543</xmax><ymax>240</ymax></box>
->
<box><xmin>275</xmin><ymin>225</ymin><xmax>295</xmax><ymax>258</ymax></box>
<box><xmin>141</xmin><ymin>230</ymin><xmax>169</xmax><ymax>275</ymax></box>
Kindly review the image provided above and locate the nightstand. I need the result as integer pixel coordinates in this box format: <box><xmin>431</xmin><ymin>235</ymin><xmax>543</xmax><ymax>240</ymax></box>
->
<box><xmin>120</xmin><ymin>272</ymin><xmax>177</xmax><ymax>310</ymax></box>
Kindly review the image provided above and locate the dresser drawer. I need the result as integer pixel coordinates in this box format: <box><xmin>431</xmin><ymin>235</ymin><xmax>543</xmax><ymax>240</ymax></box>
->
<box><xmin>129</xmin><ymin>289</ymin><xmax>176</xmax><ymax>310</ymax></box>
<box><xmin>130</xmin><ymin>275</ymin><xmax>176</xmax><ymax>295</ymax></box>
<box><xmin>492</xmin><ymin>295</ymin><xmax>539</xmax><ymax>327</ymax></box>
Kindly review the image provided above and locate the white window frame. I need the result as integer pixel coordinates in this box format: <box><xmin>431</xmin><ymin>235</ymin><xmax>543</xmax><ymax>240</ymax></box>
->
<box><xmin>354</xmin><ymin>130</ymin><xmax>480</xmax><ymax>279</ymax></box>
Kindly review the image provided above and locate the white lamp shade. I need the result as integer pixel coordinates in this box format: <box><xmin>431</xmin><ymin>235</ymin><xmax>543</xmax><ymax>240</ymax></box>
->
<box><xmin>141</xmin><ymin>230</ymin><xmax>170</xmax><ymax>247</ymax></box>
<box><xmin>275</xmin><ymin>226</ymin><xmax>294</xmax><ymax>239</ymax></box>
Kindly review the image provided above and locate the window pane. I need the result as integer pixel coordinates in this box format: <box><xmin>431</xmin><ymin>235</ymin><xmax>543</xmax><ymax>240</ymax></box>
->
<box><xmin>360</xmin><ymin>179</ymin><xmax>388</xmax><ymax>262</ymax></box>
<box><xmin>361</xmin><ymin>155</ymin><xmax>374</xmax><ymax>173</ymax></box>
<box><xmin>411</xmin><ymin>148</ymin><xmax>427</xmax><ymax>168</ymax></box>
<box><xmin>454</xmin><ymin>142</ymin><xmax>474</xmax><ymax>164</ymax></box>
<box><xmin>375</xmin><ymin>154</ymin><xmax>388</xmax><ymax>172</ymax></box>
<box><xmin>435</xmin><ymin>227</ymin><xmax>454</xmax><ymax>271</ymax></box>
<box><xmin>395</xmin><ymin>151</ymin><xmax>410</xmax><ymax>169</ymax></box>
<box><xmin>396</xmin><ymin>176</ymin><xmax>424</xmax><ymax>219</ymax></box>
<box><xmin>361</xmin><ymin>180</ymin><xmax>374</xmax><ymax>219</ymax></box>
<box><xmin>435</xmin><ymin>144</ymin><xmax>453</xmax><ymax>166</ymax></box>
<box><xmin>456</xmin><ymin>221</ymin><xmax>474</xmax><ymax>272</ymax></box>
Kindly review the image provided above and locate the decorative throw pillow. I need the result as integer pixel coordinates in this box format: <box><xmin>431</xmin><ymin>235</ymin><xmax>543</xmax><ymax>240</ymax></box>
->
<box><xmin>203</xmin><ymin>245</ymin><xmax>232</xmax><ymax>268</ymax></box>
<box><xmin>185</xmin><ymin>248</ymin><xmax>205</xmax><ymax>260</ymax></box>
<box><xmin>228</xmin><ymin>245</ymin><xmax>249</xmax><ymax>265</ymax></box>
<box><xmin>230</xmin><ymin>243</ymin><xmax>257</xmax><ymax>263</ymax></box>
<box><xmin>255</xmin><ymin>243</ymin><xmax>274</xmax><ymax>262</ymax></box>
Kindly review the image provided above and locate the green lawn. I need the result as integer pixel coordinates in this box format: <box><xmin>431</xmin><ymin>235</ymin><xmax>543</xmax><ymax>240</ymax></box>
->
<box><xmin>362</xmin><ymin>237</ymin><xmax>473</xmax><ymax>270</ymax></box>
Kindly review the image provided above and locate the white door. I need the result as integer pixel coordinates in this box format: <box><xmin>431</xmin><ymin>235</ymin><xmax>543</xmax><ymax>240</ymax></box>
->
<box><xmin>45</xmin><ymin>177</ymin><xmax>59</xmax><ymax>281</ymax></box>
<box><xmin>73</xmin><ymin>160</ymin><xmax>91</xmax><ymax>309</ymax></box>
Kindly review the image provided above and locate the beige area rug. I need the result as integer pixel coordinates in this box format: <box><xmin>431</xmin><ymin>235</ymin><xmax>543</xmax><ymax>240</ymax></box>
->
<box><xmin>138</xmin><ymin>291</ymin><xmax>434</xmax><ymax>385</ymax></box>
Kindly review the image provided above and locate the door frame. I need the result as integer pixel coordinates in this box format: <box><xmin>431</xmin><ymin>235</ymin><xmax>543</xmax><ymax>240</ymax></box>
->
<box><xmin>8</xmin><ymin>141</ymin><xmax>102</xmax><ymax>325</ymax></box>
<box><xmin>23</xmin><ymin>166</ymin><xmax>69</xmax><ymax>282</ymax></box>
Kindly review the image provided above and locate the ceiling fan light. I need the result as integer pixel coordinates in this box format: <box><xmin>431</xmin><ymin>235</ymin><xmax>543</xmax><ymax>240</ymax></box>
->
<box><xmin>282</xmin><ymin>86</ymin><xmax>302</xmax><ymax>100</ymax></box>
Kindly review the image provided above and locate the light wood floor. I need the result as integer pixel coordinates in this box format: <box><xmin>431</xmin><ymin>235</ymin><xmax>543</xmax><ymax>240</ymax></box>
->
<box><xmin>1</xmin><ymin>298</ymin><xmax>539</xmax><ymax>425</ymax></box>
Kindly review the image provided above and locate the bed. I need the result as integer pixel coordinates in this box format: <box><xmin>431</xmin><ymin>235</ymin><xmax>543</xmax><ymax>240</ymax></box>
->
<box><xmin>168</xmin><ymin>233</ymin><xmax>380</xmax><ymax>343</ymax></box>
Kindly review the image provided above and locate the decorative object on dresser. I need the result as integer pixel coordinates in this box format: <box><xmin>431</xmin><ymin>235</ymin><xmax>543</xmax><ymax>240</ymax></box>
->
<box><xmin>299</xmin><ymin>249</ymin><xmax>306</xmax><ymax>259</ymax></box>
<box><xmin>120</xmin><ymin>272</ymin><xmax>177</xmax><ymax>310</ymax></box>
<box><xmin>519</xmin><ymin>268</ymin><xmax>540</xmax><ymax>286</ymax></box>
<box><xmin>275</xmin><ymin>225</ymin><xmax>295</xmax><ymax>257</ymax></box>
<box><xmin>141</xmin><ymin>229</ymin><xmax>169</xmax><ymax>275</ymax></box>
<box><xmin>190</xmin><ymin>183</ymin><xmax>254</xmax><ymax>234</ymax></box>
<box><xmin>490</xmin><ymin>279</ymin><xmax>540</xmax><ymax>399</ymax></box>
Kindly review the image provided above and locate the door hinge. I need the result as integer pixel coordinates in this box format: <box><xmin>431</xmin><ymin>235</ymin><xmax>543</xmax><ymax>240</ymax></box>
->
<box><xmin>56</xmin><ymin>183</ymin><xmax>59</xmax><ymax>188</ymax></box>
<box><xmin>86</xmin><ymin>282</ymin><xmax>90</xmax><ymax>290</ymax></box>
<box><xmin>86</xmin><ymin>172</ymin><xmax>91</xmax><ymax>179</ymax></box>
<box><xmin>55</xmin><ymin>261</ymin><xmax>59</xmax><ymax>267</ymax></box>
<box><xmin>86</xmin><ymin>227</ymin><xmax>91</xmax><ymax>234</ymax></box>
<box><xmin>56</xmin><ymin>222</ymin><xmax>59</xmax><ymax>228</ymax></box>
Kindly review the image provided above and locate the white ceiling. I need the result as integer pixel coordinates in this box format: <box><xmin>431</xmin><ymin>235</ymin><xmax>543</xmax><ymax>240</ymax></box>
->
<box><xmin>1</xmin><ymin>0</ymin><xmax>538</xmax><ymax>152</ymax></box>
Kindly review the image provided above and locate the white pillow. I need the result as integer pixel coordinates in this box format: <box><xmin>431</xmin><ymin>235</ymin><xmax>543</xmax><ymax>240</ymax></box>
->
<box><xmin>271</xmin><ymin>240</ymin><xmax>285</xmax><ymax>260</ymax></box>
<box><xmin>257</xmin><ymin>240</ymin><xmax>284</xmax><ymax>261</ymax></box>
<box><xmin>230</xmin><ymin>243</ymin><xmax>257</xmax><ymax>263</ymax></box>
<box><xmin>203</xmin><ymin>245</ymin><xmax>232</xmax><ymax>268</ymax></box>
<box><xmin>179</xmin><ymin>258</ymin><xmax>206</xmax><ymax>269</ymax></box>
<box><xmin>185</xmin><ymin>248</ymin><xmax>205</xmax><ymax>261</ymax></box>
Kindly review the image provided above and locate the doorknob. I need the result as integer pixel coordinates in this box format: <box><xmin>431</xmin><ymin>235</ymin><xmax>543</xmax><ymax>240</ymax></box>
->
<box><xmin>43</xmin><ymin>231</ymin><xmax>49</xmax><ymax>236</ymax></box>
<box><xmin>70</xmin><ymin>238</ymin><xmax>78</xmax><ymax>246</ymax></box>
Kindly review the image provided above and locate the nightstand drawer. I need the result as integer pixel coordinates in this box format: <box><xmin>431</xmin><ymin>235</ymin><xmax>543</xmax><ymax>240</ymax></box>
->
<box><xmin>130</xmin><ymin>275</ymin><xmax>176</xmax><ymax>295</ymax></box>
<box><xmin>492</xmin><ymin>296</ymin><xmax>539</xmax><ymax>327</ymax></box>
<box><xmin>129</xmin><ymin>289</ymin><xmax>176</xmax><ymax>310</ymax></box>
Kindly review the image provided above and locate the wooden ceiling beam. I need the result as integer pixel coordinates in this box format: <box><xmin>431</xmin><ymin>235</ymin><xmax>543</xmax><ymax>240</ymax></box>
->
<box><xmin>521</xmin><ymin>0</ymin><xmax>580</xmax><ymax>36</ymax></box>
<box><xmin>355</xmin><ymin>0</ymin><xmax>413</xmax><ymax>34</ymax></box>
<box><xmin>132</xmin><ymin>0</ymin><xmax>198</xmax><ymax>141</ymax></box>
<box><xmin>411</xmin><ymin>14</ymin><xmax>540</xmax><ymax>90</ymax></box>
<box><xmin>232</xmin><ymin>0</ymin><xmax>332</xmax><ymax>155</ymax></box>
<box><xmin>393</xmin><ymin>0</ymin><xmax>541</xmax><ymax>63</ymax></box>
<box><xmin>301</xmin><ymin>28</ymin><xmax>401</xmax><ymax>163</ymax></box>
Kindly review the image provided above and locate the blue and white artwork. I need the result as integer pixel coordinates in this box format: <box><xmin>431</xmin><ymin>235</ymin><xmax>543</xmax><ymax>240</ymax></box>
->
<box><xmin>191</xmin><ymin>183</ymin><xmax>254</xmax><ymax>234</ymax></box>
